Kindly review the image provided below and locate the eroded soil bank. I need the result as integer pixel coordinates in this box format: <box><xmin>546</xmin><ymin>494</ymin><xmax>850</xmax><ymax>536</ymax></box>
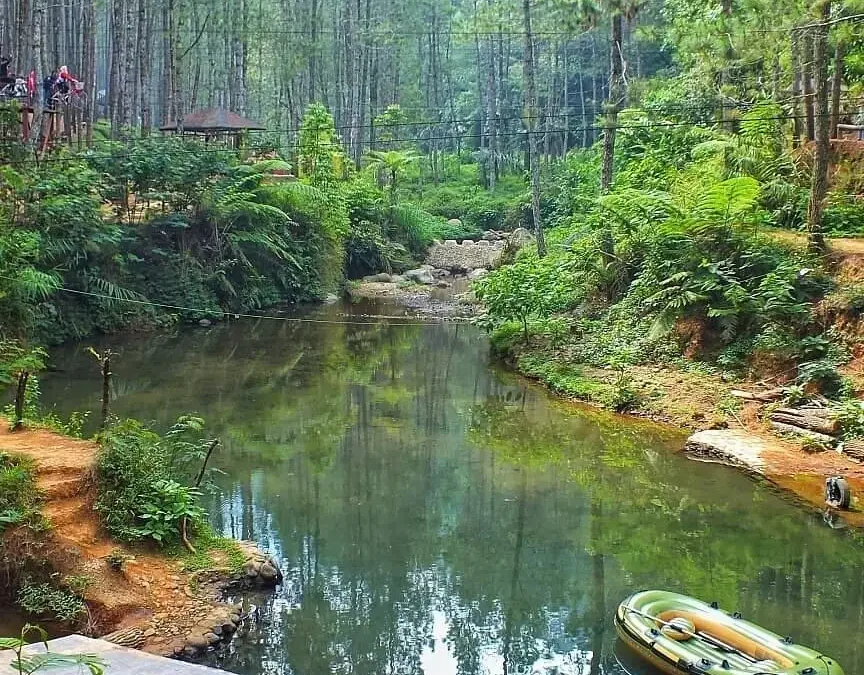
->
<box><xmin>0</xmin><ymin>423</ymin><xmax>280</xmax><ymax>657</ymax></box>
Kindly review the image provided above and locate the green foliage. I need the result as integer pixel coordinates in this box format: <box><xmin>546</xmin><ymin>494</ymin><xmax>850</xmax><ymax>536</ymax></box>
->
<box><xmin>0</xmin><ymin>453</ymin><xmax>42</xmax><ymax>532</ymax></box>
<box><xmin>0</xmin><ymin>624</ymin><xmax>104</xmax><ymax>675</ymax></box>
<box><xmin>823</xmin><ymin>195</ymin><xmax>864</xmax><ymax>236</ymax></box>
<box><xmin>95</xmin><ymin>417</ymin><xmax>212</xmax><ymax>545</ymax></box>
<box><xmin>476</xmin><ymin>253</ymin><xmax>576</xmax><ymax>342</ymax></box>
<box><xmin>16</xmin><ymin>581</ymin><xmax>86</xmax><ymax>623</ymax></box>
<box><xmin>836</xmin><ymin>400</ymin><xmax>864</xmax><ymax>441</ymax></box>
<box><xmin>298</xmin><ymin>104</ymin><xmax>348</xmax><ymax>184</ymax></box>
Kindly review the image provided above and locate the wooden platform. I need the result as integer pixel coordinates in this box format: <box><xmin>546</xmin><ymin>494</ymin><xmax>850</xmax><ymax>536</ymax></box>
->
<box><xmin>0</xmin><ymin>635</ymin><xmax>232</xmax><ymax>674</ymax></box>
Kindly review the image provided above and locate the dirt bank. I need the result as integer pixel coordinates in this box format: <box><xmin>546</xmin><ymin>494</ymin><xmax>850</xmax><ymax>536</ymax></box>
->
<box><xmin>0</xmin><ymin>423</ymin><xmax>278</xmax><ymax>657</ymax></box>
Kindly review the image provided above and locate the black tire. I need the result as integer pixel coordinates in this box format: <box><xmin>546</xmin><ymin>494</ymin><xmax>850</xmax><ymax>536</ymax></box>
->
<box><xmin>826</xmin><ymin>477</ymin><xmax>852</xmax><ymax>510</ymax></box>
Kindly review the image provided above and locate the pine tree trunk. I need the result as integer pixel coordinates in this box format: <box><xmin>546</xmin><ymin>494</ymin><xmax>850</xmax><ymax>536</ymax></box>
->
<box><xmin>802</xmin><ymin>29</ymin><xmax>816</xmax><ymax>142</ymax></box>
<box><xmin>791</xmin><ymin>29</ymin><xmax>803</xmax><ymax>147</ymax></box>
<box><xmin>807</xmin><ymin>0</ymin><xmax>831</xmax><ymax>254</ymax></box>
<box><xmin>830</xmin><ymin>40</ymin><xmax>844</xmax><ymax>139</ymax></box>
<box><xmin>601</xmin><ymin>14</ymin><xmax>623</xmax><ymax>193</ymax></box>
<box><xmin>82</xmin><ymin>0</ymin><xmax>96</xmax><ymax>145</ymax></box>
<box><xmin>138</xmin><ymin>0</ymin><xmax>151</xmax><ymax>135</ymax></box>
<box><xmin>522</xmin><ymin>0</ymin><xmax>546</xmax><ymax>257</ymax></box>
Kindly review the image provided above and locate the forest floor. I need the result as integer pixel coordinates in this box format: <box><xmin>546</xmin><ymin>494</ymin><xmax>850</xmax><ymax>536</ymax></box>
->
<box><xmin>0</xmin><ymin>422</ymin><xmax>272</xmax><ymax>656</ymax></box>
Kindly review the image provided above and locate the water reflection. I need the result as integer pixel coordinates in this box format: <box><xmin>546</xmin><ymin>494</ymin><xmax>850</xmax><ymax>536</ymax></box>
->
<box><xmin>36</xmin><ymin>301</ymin><xmax>864</xmax><ymax>675</ymax></box>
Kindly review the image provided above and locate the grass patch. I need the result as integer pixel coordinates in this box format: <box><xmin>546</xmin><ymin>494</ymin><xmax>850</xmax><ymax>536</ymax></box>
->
<box><xmin>173</xmin><ymin>528</ymin><xmax>247</xmax><ymax>575</ymax></box>
<box><xmin>517</xmin><ymin>354</ymin><xmax>612</xmax><ymax>403</ymax></box>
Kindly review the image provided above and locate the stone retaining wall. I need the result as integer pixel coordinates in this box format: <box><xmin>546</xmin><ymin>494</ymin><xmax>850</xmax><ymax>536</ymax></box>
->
<box><xmin>426</xmin><ymin>239</ymin><xmax>505</xmax><ymax>272</ymax></box>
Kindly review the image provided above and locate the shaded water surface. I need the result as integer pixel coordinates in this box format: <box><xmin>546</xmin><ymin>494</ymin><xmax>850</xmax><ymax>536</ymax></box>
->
<box><xmin>38</xmin><ymin>301</ymin><xmax>864</xmax><ymax>675</ymax></box>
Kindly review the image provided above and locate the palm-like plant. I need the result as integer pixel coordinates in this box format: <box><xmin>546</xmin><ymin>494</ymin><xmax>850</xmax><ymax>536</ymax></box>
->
<box><xmin>0</xmin><ymin>624</ymin><xmax>105</xmax><ymax>675</ymax></box>
<box><xmin>364</xmin><ymin>151</ymin><xmax>419</xmax><ymax>203</ymax></box>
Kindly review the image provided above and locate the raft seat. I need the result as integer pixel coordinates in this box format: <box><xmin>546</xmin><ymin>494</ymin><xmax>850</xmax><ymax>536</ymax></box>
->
<box><xmin>656</xmin><ymin>610</ymin><xmax>794</xmax><ymax>669</ymax></box>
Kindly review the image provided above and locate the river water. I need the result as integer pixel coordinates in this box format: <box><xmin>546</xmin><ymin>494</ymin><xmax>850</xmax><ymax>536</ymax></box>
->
<box><xmin>36</xmin><ymin>300</ymin><xmax>864</xmax><ymax>675</ymax></box>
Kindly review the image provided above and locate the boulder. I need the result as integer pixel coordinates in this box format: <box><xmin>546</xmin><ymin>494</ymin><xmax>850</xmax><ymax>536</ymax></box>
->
<box><xmin>390</xmin><ymin>275</ymin><xmax>406</xmax><ymax>284</ymax></box>
<box><xmin>323</xmin><ymin>293</ymin><xmax>340</xmax><ymax>305</ymax></box>
<box><xmin>508</xmin><ymin>227</ymin><xmax>534</xmax><ymax>250</ymax></box>
<box><xmin>447</xmin><ymin>218</ymin><xmax>463</xmax><ymax>228</ymax></box>
<box><xmin>468</xmin><ymin>268</ymin><xmax>489</xmax><ymax>281</ymax></box>
<box><xmin>185</xmin><ymin>634</ymin><xmax>210</xmax><ymax>651</ymax></box>
<box><xmin>483</xmin><ymin>231</ymin><xmax>502</xmax><ymax>241</ymax></box>
<box><xmin>259</xmin><ymin>562</ymin><xmax>280</xmax><ymax>582</ymax></box>
<box><xmin>198</xmin><ymin>319</ymin><xmax>212</xmax><ymax>327</ymax></box>
<box><xmin>374</xmin><ymin>272</ymin><xmax>393</xmax><ymax>283</ymax></box>
<box><xmin>405</xmin><ymin>268</ymin><xmax>435</xmax><ymax>285</ymax></box>
<box><xmin>436</xmin><ymin>281</ymin><xmax>451</xmax><ymax>288</ymax></box>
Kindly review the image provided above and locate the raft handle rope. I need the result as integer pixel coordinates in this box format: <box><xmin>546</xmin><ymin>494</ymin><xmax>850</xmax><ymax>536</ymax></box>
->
<box><xmin>621</xmin><ymin>605</ymin><xmax>784</xmax><ymax>673</ymax></box>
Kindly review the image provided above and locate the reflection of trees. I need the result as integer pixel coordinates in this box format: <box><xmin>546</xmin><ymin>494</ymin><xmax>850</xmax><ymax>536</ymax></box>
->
<box><xmin>41</xmin><ymin>310</ymin><xmax>864</xmax><ymax>675</ymax></box>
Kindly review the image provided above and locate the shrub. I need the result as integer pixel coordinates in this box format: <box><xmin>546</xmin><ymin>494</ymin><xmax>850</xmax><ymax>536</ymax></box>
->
<box><xmin>95</xmin><ymin>417</ymin><xmax>212</xmax><ymax>545</ymax></box>
<box><xmin>0</xmin><ymin>453</ymin><xmax>42</xmax><ymax>532</ymax></box>
<box><xmin>17</xmin><ymin>581</ymin><xmax>86</xmax><ymax>623</ymax></box>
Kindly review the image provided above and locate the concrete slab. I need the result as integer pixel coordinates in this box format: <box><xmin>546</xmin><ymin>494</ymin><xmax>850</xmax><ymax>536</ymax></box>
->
<box><xmin>0</xmin><ymin>635</ymin><xmax>232</xmax><ymax>674</ymax></box>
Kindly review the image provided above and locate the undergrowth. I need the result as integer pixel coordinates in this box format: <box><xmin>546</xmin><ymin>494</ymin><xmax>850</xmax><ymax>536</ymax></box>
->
<box><xmin>95</xmin><ymin>417</ymin><xmax>216</xmax><ymax>547</ymax></box>
<box><xmin>0</xmin><ymin>453</ymin><xmax>44</xmax><ymax>532</ymax></box>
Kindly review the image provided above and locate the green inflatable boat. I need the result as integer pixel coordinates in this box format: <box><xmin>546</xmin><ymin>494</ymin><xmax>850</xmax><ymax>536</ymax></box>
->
<box><xmin>615</xmin><ymin>590</ymin><xmax>845</xmax><ymax>675</ymax></box>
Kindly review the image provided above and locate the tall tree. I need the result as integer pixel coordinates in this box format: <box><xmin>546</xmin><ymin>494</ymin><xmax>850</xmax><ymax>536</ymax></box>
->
<box><xmin>522</xmin><ymin>0</ymin><xmax>547</xmax><ymax>257</ymax></box>
<box><xmin>807</xmin><ymin>1</ymin><xmax>832</xmax><ymax>254</ymax></box>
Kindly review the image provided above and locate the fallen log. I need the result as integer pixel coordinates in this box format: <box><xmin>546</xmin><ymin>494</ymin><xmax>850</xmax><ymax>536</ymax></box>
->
<box><xmin>730</xmin><ymin>388</ymin><xmax>784</xmax><ymax>403</ymax></box>
<box><xmin>770</xmin><ymin>411</ymin><xmax>840</xmax><ymax>436</ymax></box>
<box><xmin>842</xmin><ymin>439</ymin><xmax>864</xmax><ymax>463</ymax></box>
<box><xmin>770</xmin><ymin>421</ymin><xmax>836</xmax><ymax>446</ymax></box>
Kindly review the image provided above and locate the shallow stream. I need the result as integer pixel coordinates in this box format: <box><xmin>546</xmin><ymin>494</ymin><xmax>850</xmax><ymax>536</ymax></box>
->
<box><xmin>35</xmin><ymin>300</ymin><xmax>864</xmax><ymax>674</ymax></box>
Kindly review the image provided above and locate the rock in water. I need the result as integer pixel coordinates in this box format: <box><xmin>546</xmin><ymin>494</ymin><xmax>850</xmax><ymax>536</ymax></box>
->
<box><xmin>323</xmin><ymin>294</ymin><xmax>340</xmax><ymax>305</ymax></box>
<box><xmin>198</xmin><ymin>319</ymin><xmax>212</xmax><ymax>327</ymax></box>
<box><xmin>405</xmin><ymin>268</ymin><xmax>435</xmax><ymax>285</ymax></box>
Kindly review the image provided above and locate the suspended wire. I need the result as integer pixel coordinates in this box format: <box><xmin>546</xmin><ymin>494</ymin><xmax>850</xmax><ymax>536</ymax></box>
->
<box><xmin>0</xmin><ymin>275</ymin><xmax>466</xmax><ymax>327</ymax></box>
<box><xmin>4</xmin><ymin>108</ymin><xmax>859</xmax><ymax>167</ymax></box>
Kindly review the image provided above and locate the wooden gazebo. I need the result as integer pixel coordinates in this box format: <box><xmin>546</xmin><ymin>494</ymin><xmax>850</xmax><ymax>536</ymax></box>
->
<box><xmin>161</xmin><ymin>108</ymin><xmax>265</xmax><ymax>147</ymax></box>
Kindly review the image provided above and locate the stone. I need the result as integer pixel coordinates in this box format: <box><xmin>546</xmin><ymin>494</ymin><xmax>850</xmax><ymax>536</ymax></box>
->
<box><xmin>447</xmin><ymin>218</ymin><xmax>463</xmax><ymax>228</ymax></box>
<box><xmin>198</xmin><ymin>319</ymin><xmax>212</xmax><ymax>327</ymax></box>
<box><xmin>685</xmin><ymin>430</ymin><xmax>768</xmax><ymax>473</ymax></box>
<box><xmin>508</xmin><ymin>227</ymin><xmax>534</xmax><ymax>250</ymax></box>
<box><xmin>243</xmin><ymin>561</ymin><xmax>260</xmax><ymax>578</ymax></box>
<box><xmin>323</xmin><ymin>293</ymin><xmax>340</xmax><ymax>305</ymax></box>
<box><xmin>405</xmin><ymin>268</ymin><xmax>435</xmax><ymax>285</ymax></box>
<box><xmin>211</xmin><ymin>625</ymin><xmax>223</xmax><ymax>636</ymax></box>
<box><xmin>374</xmin><ymin>273</ymin><xmax>393</xmax><ymax>283</ymax></box>
<box><xmin>143</xmin><ymin>628</ymin><xmax>156</xmax><ymax>638</ymax></box>
<box><xmin>228</xmin><ymin>614</ymin><xmax>241</xmax><ymax>625</ymax></box>
<box><xmin>221</xmin><ymin>621</ymin><xmax>237</xmax><ymax>634</ymax></box>
<box><xmin>468</xmin><ymin>268</ymin><xmax>489</xmax><ymax>281</ymax></box>
<box><xmin>390</xmin><ymin>275</ymin><xmax>405</xmax><ymax>284</ymax></box>
<box><xmin>185</xmin><ymin>635</ymin><xmax>210</xmax><ymax>651</ymax></box>
<box><xmin>259</xmin><ymin>562</ymin><xmax>279</xmax><ymax>582</ymax></box>
<box><xmin>436</xmin><ymin>281</ymin><xmax>450</xmax><ymax>288</ymax></box>
<box><xmin>483</xmin><ymin>231</ymin><xmax>501</xmax><ymax>241</ymax></box>
<box><xmin>204</xmin><ymin>632</ymin><xmax>221</xmax><ymax>646</ymax></box>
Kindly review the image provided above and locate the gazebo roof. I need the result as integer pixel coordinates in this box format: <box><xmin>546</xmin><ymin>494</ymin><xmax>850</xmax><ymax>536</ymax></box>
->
<box><xmin>160</xmin><ymin>108</ymin><xmax>266</xmax><ymax>132</ymax></box>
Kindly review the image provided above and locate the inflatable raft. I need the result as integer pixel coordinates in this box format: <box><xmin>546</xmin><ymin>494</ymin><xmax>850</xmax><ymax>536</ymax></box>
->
<box><xmin>615</xmin><ymin>591</ymin><xmax>844</xmax><ymax>675</ymax></box>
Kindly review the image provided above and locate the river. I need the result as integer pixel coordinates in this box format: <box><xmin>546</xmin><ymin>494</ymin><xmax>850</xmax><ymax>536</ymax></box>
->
<box><xmin>36</xmin><ymin>299</ymin><xmax>864</xmax><ymax>675</ymax></box>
